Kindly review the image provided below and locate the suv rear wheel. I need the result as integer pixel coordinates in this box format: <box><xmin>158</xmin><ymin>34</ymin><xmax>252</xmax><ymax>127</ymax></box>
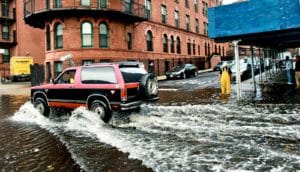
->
<box><xmin>90</xmin><ymin>100</ymin><xmax>112</xmax><ymax>123</ymax></box>
<box><xmin>140</xmin><ymin>73</ymin><xmax>158</xmax><ymax>98</ymax></box>
<box><xmin>34</xmin><ymin>97</ymin><xmax>50</xmax><ymax>117</ymax></box>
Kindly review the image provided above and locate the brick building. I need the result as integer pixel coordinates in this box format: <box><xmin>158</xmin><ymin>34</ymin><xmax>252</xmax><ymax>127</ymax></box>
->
<box><xmin>24</xmin><ymin>0</ymin><xmax>228</xmax><ymax>82</ymax></box>
<box><xmin>0</xmin><ymin>0</ymin><xmax>44</xmax><ymax>79</ymax></box>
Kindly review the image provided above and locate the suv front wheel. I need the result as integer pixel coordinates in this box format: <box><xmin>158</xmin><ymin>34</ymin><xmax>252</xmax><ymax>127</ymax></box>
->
<box><xmin>34</xmin><ymin>97</ymin><xmax>50</xmax><ymax>117</ymax></box>
<box><xmin>140</xmin><ymin>73</ymin><xmax>158</xmax><ymax>99</ymax></box>
<box><xmin>90</xmin><ymin>100</ymin><xmax>112</xmax><ymax>123</ymax></box>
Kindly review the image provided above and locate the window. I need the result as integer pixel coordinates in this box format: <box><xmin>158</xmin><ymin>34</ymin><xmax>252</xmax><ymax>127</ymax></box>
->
<box><xmin>146</xmin><ymin>0</ymin><xmax>152</xmax><ymax>19</ymax></box>
<box><xmin>193</xmin><ymin>40</ymin><xmax>196</xmax><ymax>55</ymax></box>
<box><xmin>2</xmin><ymin>25</ymin><xmax>9</xmax><ymax>40</ymax></box>
<box><xmin>195</xmin><ymin>18</ymin><xmax>199</xmax><ymax>34</ymax></box>
<box><xmin>81</xmin><ymin>21</ymin><xmax>93</xmax><ymax>47</ymax></box>
<box><xmin>203</xmin><ymin>22</ymin><xmax>208</xmax><ymax>36</ymax></box>
<box><xmin>202</xmin><ymin>1</ymin><xmax>205</xmax><ymax>15</ymax></box>
<box><xmin>99</xmin><ymin>23</ymin><xmax>109</xmax><ymax>48</ymax></box>
<box><xmin>127</xmin><ymin>32</ymin><xmax>132</xmax><ymax>50</ymax></box>
<box><xmin>2</xmin><ymin>49</ymin><xmax>10</xmax><ymax>63</ymax></box>
<box><xmin>163</xmin><ymin>34</ymin><xmax>168</xmax><ymax>53</ymax></box>
<box><xmin>54</xmin><ymin>61</ymin><xmax>63</xmax><ymax>77</ymax></box>
<box><xmin>194</xmin><ymin>0</ymin><xmax>198</xmax><ymax>12</ymax></box>
<box><xmin>185</xmin><ymin>0</ymin><xmax>189</xmax><ymax>8</ymax></box>
<box><xmin>56</xmin><ymin>70</ymin><xmax>76</xmax><ymax>84</ymax></box>
<box><xmin>81</xmin><ymin>0</ymin><xmax>91</xmax><ymax>6</ymax></box>
<box><xmin>1</xmin><ymin>2</ymin><xmax>9</xmax><ymax>17</ymax></box>
<box><xmin>161</xmin><ymin>5</ymin><xmax>167</xmax><ymax>24</ymax></box>
<box><xmin>176</xmin><ymin>37</ymin><xmax>181</xmax><ymax>54</ymax></box>
<box><xmin>81</xmin><ymin>67</ymin><xmax>117</xmax><ymax>84</ymax></box>
<box><xmin>82</xmin><ymin>59</ymin><xmax>94</xmax><ymax>65</ymax></box>
<box><xmin>54</xmin><ymin>23</ymin><xmax>63</xmax><ymax>49</ymax></box>
<box><xmin>99</xmin><ymin>0</ymin><xmax>107</xmax><ymax>8</ymax></box>
<box><xmin>125</xmin><ymin>0</ymin><xmax>132</xmax><ymax>13</ymax></box>
<box><xmin>186</xmin><ymin>15</ymin><xmax>190</xmax><ymax>31</ymax></box>
<box><xmin>170</xmin><ymin>36</ymin><xmax>175</xmax><ymax>53</ymax></box>
<box><xmin>204</xmin><ymin>42</ymin><xmax>207</xmax><ymax>56</ymax></box>
<box><xmin>175</xmin><ymin>10</ymin><xmax>179</xmax><ymax>28</ymax></box>
<box><xmin>146</xmin><ymin>31</ymin><xmax>153</xmax><ymax>51</ymax></box>
<box><xmin>54</xmin><ymin>0</ymin><xmax>62</xmax><ymax>8</ymax></box>
<box><xmin>198</xmin><ymin>45</ymin><xmax>200</xmax><ymax>55</ymax></box>
<box><xmin>187</xmin><ymin>39</ymin><xmax>191</xmax><ymax>55</ymax></box>
<box><xmin>215</xmin><ymin>44</ymin><xmax>217</xmax><ymax>53</ymax></box>
<box><xmin>46</xmin><ymin>25</ymin><xmax>51</xmax><ymax>50</ymax></box>
<box><xmin>208</xmin><ymin>43</ymin><xmax>211</xmax><ymax>56</ymax></box>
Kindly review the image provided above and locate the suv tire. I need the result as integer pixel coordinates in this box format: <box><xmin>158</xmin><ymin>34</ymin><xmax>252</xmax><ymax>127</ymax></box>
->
<box><xmin>34</xmin><ymin>98</ymin><xmax>50</xmax><ymax>117</ymax></box>
<box><xmin>140</xmin><ymin>73</ymin><xmax>158</xmax><ymax>98</ymax></box>
<box><xmin>90</xmin><ymin>100</ymin><xmax>112</xmax><ymax>123</ymax></box>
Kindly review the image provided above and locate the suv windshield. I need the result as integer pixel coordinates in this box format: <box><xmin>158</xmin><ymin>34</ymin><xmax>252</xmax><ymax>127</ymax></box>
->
<box><xmin>120</xmin><ymin>67</ymin><xmax>147</xmax><ymax>83</ymax></box>
<box><xmin>81</xmin><ymin>66</ymin><xmax>117</xmax><ymax>84</ymax></box>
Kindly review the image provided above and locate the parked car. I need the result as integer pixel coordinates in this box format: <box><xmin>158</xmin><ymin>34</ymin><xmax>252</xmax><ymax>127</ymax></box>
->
<box><xmin>31</xmin><ymin>62</ymin><xmax>159</xmax><ymax>123</ymax></box>
<box><xmin>165</xmin><ymin>64</ymin><xmax>198</xmax><ymax>79</ymax></box>
<box><xmin>213</xmin><ymin>61</ymin><xmax>224</xmax><ymax>71</ymax></box>
<box><xmin>213</xmin><ymin>60</ymin><xmax>233</xmax><ymax>71</ymax></box>
<box><xmin>231</xmin><ymin>61</ymin><xmax>252</xmax><ymax>81</ymax></box>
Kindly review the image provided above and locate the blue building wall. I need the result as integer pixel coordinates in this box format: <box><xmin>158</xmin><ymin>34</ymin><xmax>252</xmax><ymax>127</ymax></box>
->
<box><xmin>208</xmin><ymin>0</ymin><xmax>300</xmax><ymax>39</ymax></box>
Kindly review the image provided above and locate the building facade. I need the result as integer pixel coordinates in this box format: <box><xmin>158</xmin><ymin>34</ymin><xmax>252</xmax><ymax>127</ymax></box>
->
<box><xmin>0</xmin><ymin>0</ymin><xmax>44</xmax><ymax>80</ymax></box>
<box><xmin>24</xmin><ymin>0</ymin><xmax>228</xmax><ymax>82</ymax></box>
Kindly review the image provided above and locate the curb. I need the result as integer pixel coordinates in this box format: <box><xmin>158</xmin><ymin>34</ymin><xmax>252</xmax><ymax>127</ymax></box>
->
<box><xmin>157</xmin><ymin>68</ymin><xmax>213</xmax><ymax>81</ymax></box>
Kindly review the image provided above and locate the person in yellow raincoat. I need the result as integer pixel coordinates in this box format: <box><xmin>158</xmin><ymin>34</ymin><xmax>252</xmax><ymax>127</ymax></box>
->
<box><xmin>219</xmin><ymin>62</ymin><xmax>232</xmax><ymax>95</ymax></box>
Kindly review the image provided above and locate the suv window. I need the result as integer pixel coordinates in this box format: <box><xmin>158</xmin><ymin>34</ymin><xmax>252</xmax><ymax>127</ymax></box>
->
<box><xmin>120</xmin><ymin>67</ymin><xmax>147</xmax><ymax>83</ymax></box>
<box><xmin>56</xmin><ymin>70</ymin><xmax>76</xmax><ymax>84</ymax></box>
<box><xmin>81</xmin><ymin>66</ymin><xmax>117</xmax><ymax>84</ymax></box>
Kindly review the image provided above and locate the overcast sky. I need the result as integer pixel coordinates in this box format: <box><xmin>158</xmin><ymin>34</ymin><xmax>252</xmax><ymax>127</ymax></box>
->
<box><xmin>222</xmin><ymin>0</ymin><xmax>239</xmax><ymax>5</ymax></box>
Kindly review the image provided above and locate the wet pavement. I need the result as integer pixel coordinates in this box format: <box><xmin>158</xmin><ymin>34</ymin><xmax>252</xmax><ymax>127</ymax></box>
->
<box><xmin>0</xmin><ymin>70</ymin><xmax>300</xmax><ymax>171</ymax></box>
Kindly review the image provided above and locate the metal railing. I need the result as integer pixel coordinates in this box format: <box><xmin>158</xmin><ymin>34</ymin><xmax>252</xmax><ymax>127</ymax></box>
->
<box><xmin>24</xmin><ymin>0</ymin><xmax>146</xmax><ymax>19</ymax></box>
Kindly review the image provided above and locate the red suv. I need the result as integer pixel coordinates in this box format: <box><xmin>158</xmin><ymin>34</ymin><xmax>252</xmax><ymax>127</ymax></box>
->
<box><xmin>31</xmin><ymin>62</ymin><xmax>159</xmax><ymax>122</ymax></box>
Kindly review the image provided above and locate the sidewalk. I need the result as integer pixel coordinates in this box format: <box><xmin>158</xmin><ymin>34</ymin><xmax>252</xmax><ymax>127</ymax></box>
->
<box><xmin>0</xmin><ymin>82</ymin><xmax>31</xmax><ymax>96</ymax></box>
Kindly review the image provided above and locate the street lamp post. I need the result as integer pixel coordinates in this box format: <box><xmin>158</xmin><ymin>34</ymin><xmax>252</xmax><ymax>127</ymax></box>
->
<box><xmin>233</xmin><ymin>40</ymin><xmax>242</xmax><ymax>101</ymax></box>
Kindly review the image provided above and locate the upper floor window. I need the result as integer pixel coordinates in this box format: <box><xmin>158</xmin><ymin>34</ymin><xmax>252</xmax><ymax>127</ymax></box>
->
<box><xmin>146</xmin><ymin>0</ymin><xmax>152</xmax><ymax>19</ymax></box>
<box><xmin>99</xmin><ymin>0</ymin><xmax>107</xmax><ymax>8</ymax></box>
<box><xmin>170</xmin><ymin>36</ymin><xmax>175</xmax><ymax>53</ymax></box>
<box><xmin>185</xmin><ymin>0</ymin><xmax>189</xmax><ymax>8</ymax></box>
<box><xmin>81</xmin><ymin>21</ymin><xmax>93</xmax><ymax>48</ymax></box>
<box><xmin>54</xmin><ymin>23</ymin><xmax>63</xmax><ymax>49</ymax></box>
<box><xmin>146</xmin><ymin>31</ymin><xmax>153</xmax><ymax>51</ymax></box>
<box><xmin>174</xmin><ymin>11</ymin><xmax>179</xmax><ymax>28</ymax></box>
<box><xmin>1</xmin><ymin>2</ymin><xmax>9</xmax><ymax>17</ymax></box>
<box><xmin>125</xmin><ymin>0</ymin><xmax>132</xmax><ymax>13</ymax></box>
<box><xmin>194</xmin><ymin>0</ymin><xmax>198</xmax><ymax>12</ymax></box>
<box><xmin>186</xmin><ymin>15</ymin><xmax>190</xmax><ymax>31</ymax></box>
<box><xmin>99</xmin><ymin>23</ymin><xmax>109</xmax><ymax>48</ymax></box>
<box><xmin>2</xmin><ymin>25</ymin><xmax>9</xmax><ymax>40</ymax></box>
<box><xmin>54</xmin><ymin>61</ymin><xmax>63</xmax><ymax>77</ymax></box>
<box><xmin>81</xmin><ymin>0</ymin><xmax>91</xmax><ymax>6</ymax></box>
<box><xmin>161</xmin><ymin>5</ymin><xmax>167</xmax><ymax>24</ymax></box>
<box><xmin>195</xmin><ymin>18</ymin><xmax>199</xmax><ymax>34</ymax></box>
<box><xmin>46</xmin><ymin>25</ymin><xmax>51</xmax><ymax>50</ymax></box>
<box><xmin>54</xmin><ymin>0</ymin><xmax>62</xmax><ymax>8</ymax></box>
<box><xmin>127</xmin><ymin>32</ymin><xmax>132</xmax><ymax>50</ymax></box>
<box><xmin>176</xmin><ymin>37</ymin><xmax>181</xmax><ymax>54</ymax></box>
<box><xmin>2</xmin><ymin>48</ymin><xmax>10</xmax><ymax>63</ymax></box>
<box><xmin>163</xmin><ymin>34</ymin><xmax>168</xmax><ymax>53</ymax></box>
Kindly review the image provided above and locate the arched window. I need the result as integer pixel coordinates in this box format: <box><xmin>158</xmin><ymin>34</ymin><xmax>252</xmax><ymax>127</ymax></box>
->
<box><xmin>99</xmin><ymin>22</ymin><xmax>109</xmax><ymax>48</ymax></box>
<box><xmin>208</xmin><ymin>43</ymin><xmax>211</xmax><ymax>56</ymax></box>
<box><xmin>81</xmin><ymin>21</ymin><xmax>93</xmax><ymax>47</ymax></box>
<box><xmin>163</xmin><ymin>34</ymin><xmax>168</xmax><ymax>53</ymax></box>
<box><xmin>99</xmin><ymin>0</ymin><xmax>107</xmax><ymax>8</ymax></box>
<box><xmin>215</xmin><ymin>44</ymin><xmax>217</xmax><ymax>53</ymax></box>
<box><xmin>54</xmin><ymin>23</ymin><xmax>63</xmax><ymax>49</ymax></box>
<box><xmin>170</xmin><ymin>36</ymin><xmax>175</xmax><ymax>53</ymax></box>
<box><xmin>176</xmin><ymin>37</ymin><xmax>181</xmax><ymax>54</ymax></box>
<box><xmin>187</xmin><ymin>39</ymin><xmax>191</xmax><ymax>55</ymax></box>
<box><xmin>146</xmin><ymin>31</ymin><xmax>153</xmax><ymax>51</ymax></box>
<box><xmin>46</xmin><ymin>25</ymin><xmax>51</xmax><ymax>50</ymax></box>
<box><xmin>218</xmin><ymin>45</ymin><xmax>221</xmax><ymax>54</ymax></box>
<box><xmin>204</xmin><ymin>43</ymin><xmax>207</xmax><ymax>56</ymax></box>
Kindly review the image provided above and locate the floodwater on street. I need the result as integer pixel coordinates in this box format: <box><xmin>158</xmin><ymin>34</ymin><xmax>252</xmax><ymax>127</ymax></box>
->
<box><xmin>1</xmin><ymin>72</ymin><xmax>300</xmax><ymax>171</ymax></box>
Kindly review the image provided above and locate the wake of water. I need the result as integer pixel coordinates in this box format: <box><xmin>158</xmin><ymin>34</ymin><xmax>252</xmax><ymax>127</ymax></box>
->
<box><xmin>10</xmin><ymin>102</ymin><xmax>300</xmax><ymax>172</ymax></box>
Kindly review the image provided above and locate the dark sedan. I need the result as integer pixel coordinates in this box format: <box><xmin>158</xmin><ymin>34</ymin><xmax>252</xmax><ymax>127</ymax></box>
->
<box><xmin>165</xmin><ymin>64</ymin><xmax>198</xmax><ymax>79</ymax></box>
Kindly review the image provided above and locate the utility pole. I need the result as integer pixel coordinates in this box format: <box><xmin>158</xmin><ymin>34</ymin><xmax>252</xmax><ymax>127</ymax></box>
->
<box><xmin>233</xmin><ymin>40</ymin><xmax>242</xmax><ymax>101</ymax></box>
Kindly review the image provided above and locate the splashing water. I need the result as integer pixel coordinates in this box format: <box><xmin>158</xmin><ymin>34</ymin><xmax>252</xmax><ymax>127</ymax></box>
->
<box><xmin>10</xmin><ymin>102</ymin><xmax>300</xmax><ymax>171</ymax></box>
